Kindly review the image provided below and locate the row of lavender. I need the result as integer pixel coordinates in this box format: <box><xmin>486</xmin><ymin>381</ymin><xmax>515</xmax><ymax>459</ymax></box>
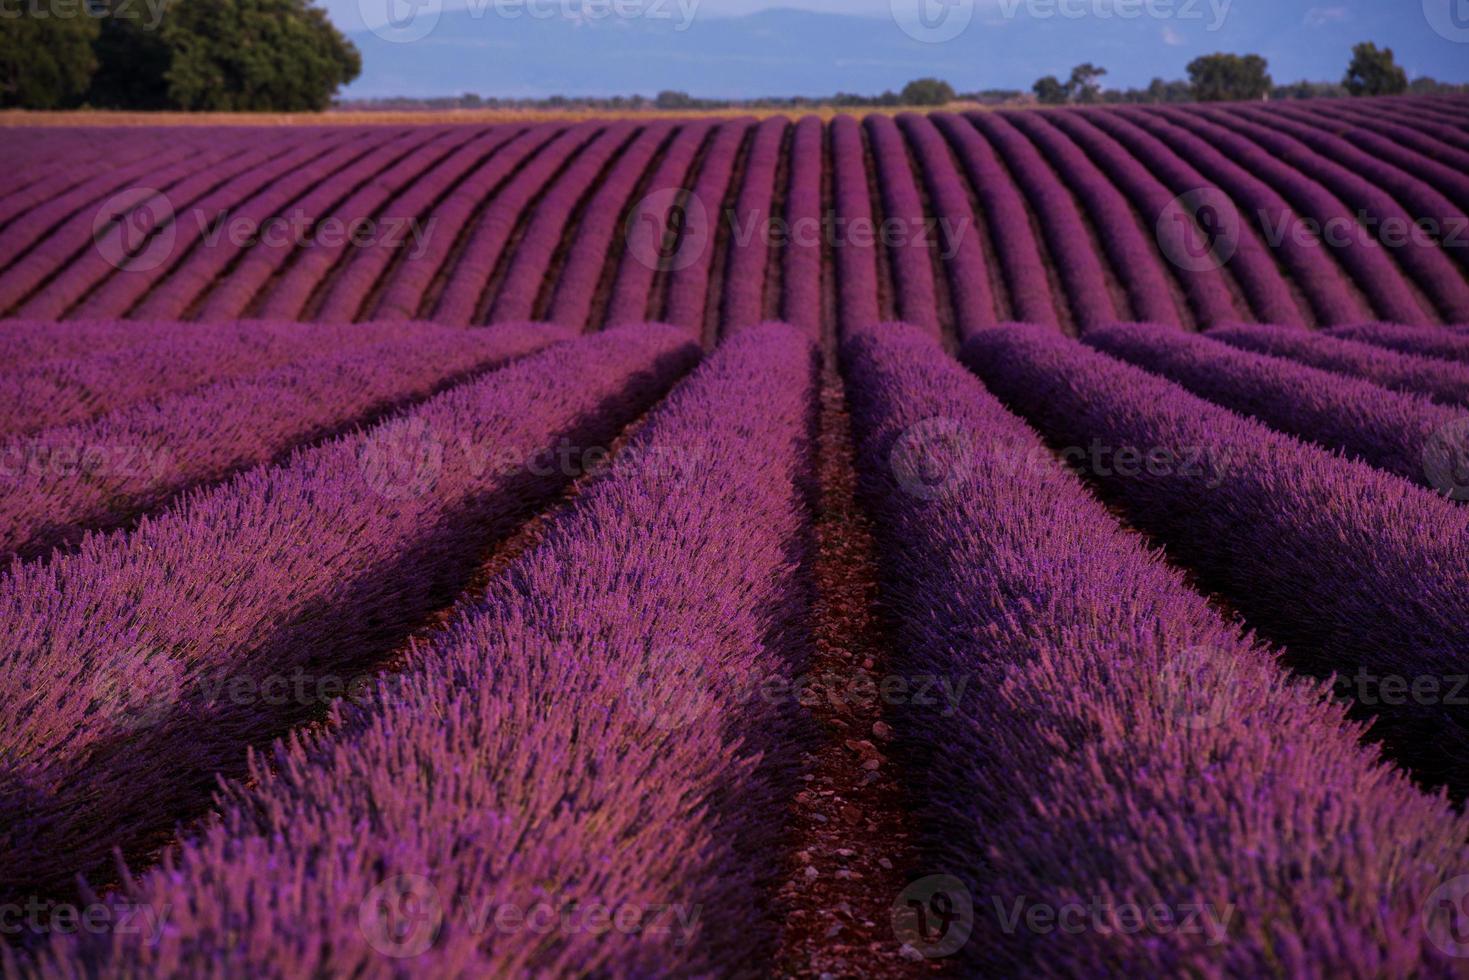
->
<box><xmin>846</xmin><ymin>321</ymin><xmax>1469</xmax><ymax>974</ymax></box>
<box><xmin>4</xmin><ymin>96</ymin><xmax>1469</xmax><ymax>339</ymax></box>
<box><xmin>0</xmin><ymin>318</ymin><xmax>698</xmax><ymax>906</ymax></box>
<box><xmin>3</xmin><ymin>322</ymin><xmax>804</xmax><ymax>975</ymax></box>
<box><xmin>3</xmin><ymin>310</ymin><xmax>1469</xmax><ymax>973</ymax></box>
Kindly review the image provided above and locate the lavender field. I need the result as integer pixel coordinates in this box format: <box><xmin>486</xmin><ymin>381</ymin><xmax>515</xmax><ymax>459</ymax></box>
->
<box><xmin>3</xmin><ymin>94</ymin><xmax>1469</xmax><ymax>977</ymax></box>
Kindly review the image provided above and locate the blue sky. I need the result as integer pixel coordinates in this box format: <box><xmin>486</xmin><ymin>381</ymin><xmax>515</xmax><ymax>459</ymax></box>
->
<box><xmin>330</xmin><ymin>0</ymin><xmax>1469</xmax><ymax>96</ymax></box>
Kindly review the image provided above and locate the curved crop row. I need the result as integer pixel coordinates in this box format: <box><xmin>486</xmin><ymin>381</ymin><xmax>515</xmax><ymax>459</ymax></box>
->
<box><xmin>195</xmin><ymin>128</ymin><xmax>452</xmax><ymax>322</ymax></box>
<box><xmin>1084</xmin><ymin>321</ymin><xmax>1464</xmax><ymax>489</ymax></box>
<box><xmin>830</xmin><ymin>115</ymin><xmax>881</xmax><ymax>332</ymax></box>
<box><xmin>0</xmin><ymin>137</ymin><xmax>226</xmax><ymax>275</ymax></box>
<box><xmin>929</xmin><ymin>112</ymin><xmax>1058</xmax><ymax>327</ymax></box>
<box><xmin>1327</xmin><ymin>322</ymin><xmax>1469</xmax><ymax>363</ymax></box>
<box><xmin>1116</xmin><ymin>107</ymin><xmax>1371</xmax><ymax>326</ymax></box>
<box><xmin>11</xmin><ymin>103</ymin><xmax>1469</xmax><ymax>334</ymax></box>
<box><xmin>129</xmin><ymin>130</ymin><xmax>388</xmax><ymax>321</ymax></box>
<box><xmin>1366</xmin><ymin>100</ymin><xmax>1469</xmax><ymax>150</ymax></box>
<box><xmin>1079</xmin><ymin>108</ymin><xmax>1310</xmax><ymax>326</ymax></box>
<box><xmin>601</xmin><ymin>120</ymin><xmax>717</xmax><ymax>328</ymax></box>
<box><xmin>1272</xmin><ymin>103</ymin><xmax>1469</xmax><ymax>216</ymax></box>
<box><xmin>0</xmin><ymin>323</ymin><xmax>700</xmax><ymax>906</ymax></box>
<box><xmin>1226</xmin><ymin>104</ymin><xmax>1469</xmax><ymax>285</ymax></box>
<box><xmin>488</xmin><ymin>122</ymin><xmax>641</xmax><ymax>324</ymax></box>
<box><xmin>313</xmin><ymin>126</ymin><xmax>526</xmax><ymax>323</ymax></box>
<box><xmin>964</xmin><ymin>324</ymin><xmax>1469</xmax><ymax>798</ymax></box>
<box><xmin>719</xmin><ymin>117</ymin><xmax>787</xmax><ymax>335</ymax></box>
<box><xmin>864</xmin><ymin>115</ymin><xmax>940</xmax><ymax>336</ymax></box>
<box><xmin>372</xmin><ymin>123</ymin><xmax>565</xmax><ymax>322</ymax></box>
<box><xmin>895</xmin><ymin>113</ymin><xmax>996</xmax><ymax>338</ymax></box>
<box><xmin>968</xmin><ymin>112</ymin><xmax>1117</xmax><ymax>331</ymax></box>
<box><xmin>1208</xmin><ymin>321</ymin><xmax>1469</xmax><ymax>407</ymax></box>
<box><xmin>0</xmin><ymin>324</ymin><xmax>562</xmax><ymax>564</ymax></box>
<box><xmin>1156</xmin><ymin>107</ymin><xmax>1431</xmax><ymax>324</ymax></box>
<box><xmin>18</xmin><ymin>323</ymin><xmax>816</xmax><ymax>977</ymax></box>
<box><xmin>1044</xmin><ymin>110</ymin><xmax>1243</xmax><ymax>326</ymax></box>
<box><xmin>0</xmin><ymin>138</ymin><xmax>269</xmax><ymax>315</ymax></box>
<box><xmin>0</xmin><ymin>132</ymin><xmax>180</xmax><ymax>231</ymax></box>
<box><xmin>1004</xmin><ymin>111</ymin><xmax>1182</xmax><ymax>325</ymax></box>
<box><xmin>73</xmin><ymin>130</ymin><xmax>373</xmax><ymax>321</ymax></box>
<box><xmin>779</xmin><ymin>115</ymin><xmax>824</xmax><ymax>334</ymax></box>
<box><xmin>1401</xmin><ymin>95</ymin><xmax>1469</xmax><ymax>119</ymax></box>
<box><xmin>327</xmin><ymin>121</ymin><xmax>578</xmax><ymax>326</ymax></box>
<box><xmin>428</xmin><ymin>122</ymin><xmax>605</xmax><ymax>326</ymax></box>
<box><xmin>542</xmin><ymin>121</ymin><xmax>677</xmax><ymax>330</ymax></box>
<box><xmin>1335</xmin><ymin>99</ymin><xmax>1469</xmax><ymax>159</ymax></box>
<box><xmin>14</xmin><ymin>132</ymin><xmax>318</xmax><ymax>321</ymax></box>
<box><xmin>254</xmin><ymin>128</ymin><xmax>483</xmax><ymax>321</ymax></box>
<box><xmin>0</xmin><ymin>319</ymin><xmax>423</xmax><ymax>441</ymax></box>
<box><xmin>844</xmin><ymin>320</ymin><xmax>1469</xmax><ymax>976</ymax></box>
<box><xmin>662</xmin><ymin>119</ymin><xmax>753</xmax><ymax>332</ymax></box>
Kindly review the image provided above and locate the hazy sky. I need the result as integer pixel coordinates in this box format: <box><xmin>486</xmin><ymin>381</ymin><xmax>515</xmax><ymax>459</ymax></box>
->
<box><xmin>329</xmin><ymin>0</ymin><xmax>1469</xmax><ymax>93</ymax></box>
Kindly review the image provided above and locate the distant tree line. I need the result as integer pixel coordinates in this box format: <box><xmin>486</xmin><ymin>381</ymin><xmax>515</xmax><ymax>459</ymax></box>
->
<box><xmin>0</xmin><ymin>0</ymin><xmax>359</xmax><ymax>110</ymax></box>
<box><xmin>1032</xmin><ymin>43</ymin><xmax>1464</xmax><ymax>106</ymax></box>
<box><xmin>347</xmin><ymin>44</ymin><xmax>1459</xmax><ymax>117</ymax></box>
<box><xmin>341</xmin><ymin>78</ymin><xmax>1029</xmax><ymax>114</ymax></box>
<box><xmin>650</xmin><ymin>78</ymin><xmax>964</xmax><ymax>110</ymax></box>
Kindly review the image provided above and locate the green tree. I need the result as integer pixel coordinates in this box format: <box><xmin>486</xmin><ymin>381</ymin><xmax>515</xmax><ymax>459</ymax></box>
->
<box><xmin>1343</xmin><ymin>41</ymin><xmax>1407</xmax><ymax>97</ymax></box>
<box><xmin>0</xmin><ymin>2</ymin><xmax>100</xmax><ymax>108</ymax></box>
<box><xmin>1271</xmin><ymin>79</ymin><xmax>1348</xmax><ymax>100</ymax></box>
<box><xmin>1187</xmin><ymin>52</ymin><xmax>1272</xmax><ymax>102</ymax></box>
<box><xmin>655</xmin><ymin>89</ymin><xmax>693</xmax><ymax>109</ymax></box>
<box><xmin>1033</xmin><ymin>74</ymin><xmax>1067</xmax><ymax>105</ymax></box>
<box><xmin>161</xmin><ymin>0</ymin><xmax>359</xmax><ymax>111</ymax></box>
<box><xmin>1145</xmin><ymin>77</ymin><xmax>1193</xmax><ymax>103</ymax></box>
<box><xmin>1066</xmin><ymin>62</ymin><xmax>1106</xmax><ymax>103</ymax></box>
<box><xmin>1410</xmin><ymin>77</ymin><xmax>1469</xmax><ymax>95</ymax></box>
<box><xmin>900</xmin><ymin>77</ymin><xmax>956</xmax><ymax>106</ymax></box>
<box><xmin>87</xmin><ymin>0</ymin><xmax>173</xmax><ymax>109</ymax></box>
